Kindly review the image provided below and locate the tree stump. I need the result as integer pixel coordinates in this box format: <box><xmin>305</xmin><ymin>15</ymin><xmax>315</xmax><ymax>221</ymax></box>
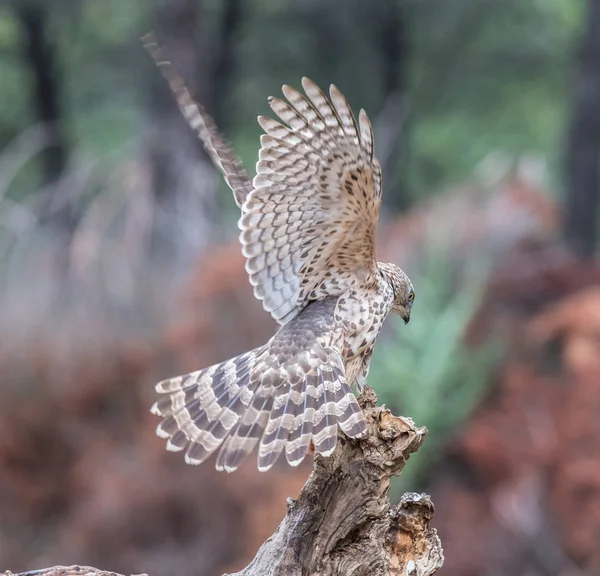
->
<box><xmin>2</xmin><ymin>387</ymin><xmax>443</xmax><ymax>576</ymax></box>
<box><xmin>226</xmin><ymin>386</ymin><xmax>443</xmax><ymax>576</ymax></box>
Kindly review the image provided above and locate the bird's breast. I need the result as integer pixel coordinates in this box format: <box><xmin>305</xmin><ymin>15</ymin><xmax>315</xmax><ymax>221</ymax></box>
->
<box><xmin>336</xmin><ymin>289</ymin><xmax>389</xmax><ymax>354</ymax></box>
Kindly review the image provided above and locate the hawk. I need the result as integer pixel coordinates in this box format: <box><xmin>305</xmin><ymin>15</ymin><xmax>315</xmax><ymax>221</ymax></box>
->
<box><xmin>144</xmin><ymin>36</ymin><xmax>415</xmax><ymax>472</ymax></box>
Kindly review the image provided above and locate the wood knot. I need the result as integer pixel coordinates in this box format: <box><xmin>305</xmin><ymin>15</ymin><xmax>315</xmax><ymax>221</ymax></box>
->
<box><xmin>391</xmin><ymin>493</ymin><xmax>436</xmax><ymax>534</ymax></box>
<box><xmin>386</xmin><ymin>493</ymin><xmax>444</xmax><ymax>575</ymax></box>
<box><xmin>357</xmin><ymin>385</ymin><xmax>378</xmax><ymax>409</ymax></box>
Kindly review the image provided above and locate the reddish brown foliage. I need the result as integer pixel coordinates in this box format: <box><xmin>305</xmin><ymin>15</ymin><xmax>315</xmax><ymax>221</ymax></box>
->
<box><xmin>2</xmin><ymin>177</ymin><xmax>598</xmax><ymax>576</ymax></box>
<box><xmin>432</xmin><ymin>246</ymin><xmax>600</xmax><ymax>576</ymax></box>
<box><xmin>0</xmin><ymin>247</ymin><xmax>305</xmax><ymax>576</ymax></box>
<box><xmin>164</xmin><ymin>242</ymin><xmax>276</xmax><ymax>372</ymax></box>
<box><xmin>379</xmin><ymin>175</ymin><xmax>559</xmax><ymax>267</ymax></box>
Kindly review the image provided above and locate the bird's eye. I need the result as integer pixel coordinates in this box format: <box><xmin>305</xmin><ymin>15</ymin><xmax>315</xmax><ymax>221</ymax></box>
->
<box><xmin>408</xmin><ymin>291</ymin><xmax>415</xmax><ymax>302</ymax></box>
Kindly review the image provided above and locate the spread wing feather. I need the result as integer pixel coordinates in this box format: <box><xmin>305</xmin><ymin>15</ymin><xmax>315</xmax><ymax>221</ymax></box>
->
<box><xmin>143</xmin><ymin>42</ymin><xmax>382</xmax><ymax>325</ymax></box>
<box><xmin>142</xmin><ymin>33</ymin><xmax>252</xmax><ymax>209</ymax></box>
<box><xmin>240</xmin><ymin>78</ymin><xmax>383</xmax><ymax>325</ymax></box>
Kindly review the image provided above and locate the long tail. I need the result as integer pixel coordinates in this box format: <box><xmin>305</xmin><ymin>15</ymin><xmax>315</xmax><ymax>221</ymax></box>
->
<box><xmin>151</xmin><ymin>346</ymin><xmax>366</xmax><ymax>472</ymax></box>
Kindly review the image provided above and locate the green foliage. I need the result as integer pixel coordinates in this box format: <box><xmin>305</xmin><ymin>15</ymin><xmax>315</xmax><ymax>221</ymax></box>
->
<box><xmin>0</xmin><ymin>8</ymin><xmax>30</xmax><ymax>147</ymax></box>
<box><xmin>405</xmin><ymin>0</ymin><xmax>583</xmax><ymax>197</ymax></box>
<box><xmin>0</xmin><ymin>0</ymin><xmax>585</xmax><ymax>206</ymax></box>
<box><xmin>368</xmin><ymin>247</ymin><xmax>503</xmax><ymax>495</ymax></box>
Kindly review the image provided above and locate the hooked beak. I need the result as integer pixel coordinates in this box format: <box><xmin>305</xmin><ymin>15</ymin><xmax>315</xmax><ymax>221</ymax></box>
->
<box><xmin>402</xmin><ymin>311</ymin><xmax>410</xmax><ymax>325</ymax></box>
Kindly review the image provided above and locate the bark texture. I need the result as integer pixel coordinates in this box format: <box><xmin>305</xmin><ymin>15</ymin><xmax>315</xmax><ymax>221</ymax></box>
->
<box><xmin>225</xmin><ymin>386</ymin><xmax>443</xmax><ymax>576</ymax></box>
<box><xmin>2</xmin><ymin>568</ymin><xmax>146</xmax><ymax>576</ymax></box>
<box><xmin>2</xmin><ymin>388</ymin><xmax>443</xmax><ymax>576</ymax></box>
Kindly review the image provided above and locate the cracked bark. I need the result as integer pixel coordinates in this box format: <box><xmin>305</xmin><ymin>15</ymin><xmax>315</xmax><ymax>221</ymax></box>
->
<box><xmin>1</xmin><ymin>387</ymin><xmax>443</xmax><ymax>576</ymax></box>
<box><xmin>225</xmin><ymin>387</ymin><xmax>443</xmax><ymax>576</ymax></box>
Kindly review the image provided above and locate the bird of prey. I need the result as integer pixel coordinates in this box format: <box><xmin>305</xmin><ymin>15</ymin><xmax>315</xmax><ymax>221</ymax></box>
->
<box><xmin>143</xmin><ymin>35</ymin><xmax>415</xmax><ymax>473</ymax></box>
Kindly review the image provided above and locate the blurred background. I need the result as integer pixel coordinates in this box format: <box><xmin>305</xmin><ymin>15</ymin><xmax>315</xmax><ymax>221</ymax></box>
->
<box><xmin>0</xmin><ymin>0</ymin><xmax>599</xmax><ymax>575</ymax></box>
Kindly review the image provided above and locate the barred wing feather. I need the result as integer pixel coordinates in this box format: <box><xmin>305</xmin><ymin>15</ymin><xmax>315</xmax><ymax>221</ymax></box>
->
<box><xmin>240</xmin><ymin>78</ymin><xmax>383</xmax><ymax>325</ymax></box>
<box><xmin>151</xmin><ymin>298</ymin><xmax>366</xmax><ymax>471</ymax></box>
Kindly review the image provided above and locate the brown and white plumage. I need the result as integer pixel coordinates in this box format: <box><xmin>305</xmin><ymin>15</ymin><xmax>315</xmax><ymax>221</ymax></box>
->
<box><xmin>241</xmin><ymin>78</ymin><xmax>383</xmax><ymax>324</ymax></box>
<box><xmin>144</xmin><ymin>38</ymin><xmax>415</xmax><ymax>471</ymax></box>
<box><xmin>142</xmin><ymin>33</ymin><xmax>252</xmax><ymax>209</ymax></box>
<box><xmin>152</xmin><ymin>298</ymin><xmax>364</xmax><ymax>472</ymax></box>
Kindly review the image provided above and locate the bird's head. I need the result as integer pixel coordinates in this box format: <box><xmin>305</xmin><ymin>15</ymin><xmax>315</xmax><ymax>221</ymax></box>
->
<box><xmin>377</xmin><ymin>262</ymin><xmax>415</xmax><ymax>324</ymax></box>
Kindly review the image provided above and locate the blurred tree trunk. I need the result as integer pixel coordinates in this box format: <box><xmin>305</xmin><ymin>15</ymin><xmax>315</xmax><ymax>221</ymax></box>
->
<box><xmin>564</xmin><ymin>0</ymin><xmax>600</xmax><ymax>258</ymax></box>
<box><xmin>378</xmin><ymin>0</ymin><xmax>410</xmax><ymax>213</ymax></box>
<box><xmin>147</xmin><ymin>0</ymin><xmax>245</xmax><ymax>269</ymax></box>
<box><xmin>147</xmin><ymin>0</ymin><xmax>217</xmax><ymax>268</ymax></box>
<box><xmin>13</xmin><ymin>0</ymin><xmax>70</xmax><ymax>228</ymax></box>
<box><xmin>209</xmin><ymin>0</ymin><xmax>244</xmax><ymax>130</ymax></box>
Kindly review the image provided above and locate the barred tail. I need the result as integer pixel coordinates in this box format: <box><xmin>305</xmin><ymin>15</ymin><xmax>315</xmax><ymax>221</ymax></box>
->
<box><xmin>151</xmin><ymin>346</ymin><xmax>366</xmax><ymax>472</ymax></box>
<box><xmin>152</xmin><ymin>347</ymin><xmax>265</xmax><ymax>466</ymax></box>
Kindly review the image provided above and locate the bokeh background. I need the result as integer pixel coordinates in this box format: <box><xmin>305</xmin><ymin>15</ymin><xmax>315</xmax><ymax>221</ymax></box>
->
<box><xmin>0</xmin><ymin>1</ymin><xmax>599</xmax><ymax>575</ymax></box>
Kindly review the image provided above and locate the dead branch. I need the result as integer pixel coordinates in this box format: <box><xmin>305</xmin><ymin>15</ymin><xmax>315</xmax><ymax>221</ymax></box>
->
<box><xmin>2</xmin><ymin>567</ymin><xmax>147</xmax><ymax>576</ymax></box>
<box><xmin>225</xmin><ymin>386</ymin><xmax>443</xmax><ymax>576</ymax></box>
<box><xmin>2</xmin><ymin>388</ymin><xmax>443</xmax><ymax>576</ymax></box>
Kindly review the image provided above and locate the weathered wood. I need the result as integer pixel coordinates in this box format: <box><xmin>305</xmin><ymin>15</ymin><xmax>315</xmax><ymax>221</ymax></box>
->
<box><xmin>2</xmin><ymin>567</ymin><xmax>146</xmax><ymax>576</ymax></box>
<box><xmin>2</xmin><ymin>388</ymin><xmax>443</xmax><ymax>576</ymax></box>
<box><xmin>225</xmin><ymin>386</ymin><xmax>443</xmax><ymax>576</ymax></box>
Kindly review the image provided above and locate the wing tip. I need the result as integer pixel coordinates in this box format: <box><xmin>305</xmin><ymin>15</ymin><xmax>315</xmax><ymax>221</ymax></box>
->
<box><xmin>155</xmin><ymin>374</ymin><xmax>182</xmax><ymax>393</ymax></box>
<box><xmin>301</xmin><ymin>77</ymin><xmax>318</xmax><ymax>93</ymax></box>
<box><xmin>141</xmin><ymin>31</ymin><xmax>157</xmax><ymax>48</ymax></box>
<box><xmin>329</xmin><ymin>83</ymin><xmax>341</xmax><ymax>98</ymax></box>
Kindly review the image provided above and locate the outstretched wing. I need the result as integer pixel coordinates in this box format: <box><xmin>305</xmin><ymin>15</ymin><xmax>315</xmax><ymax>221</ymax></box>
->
<box><xmin>240</xmin><ymin>78</ymin><xmax>383</xmax><ymax>325</ymax></box>
<box><xmin>142</xmin><ymin>33</ymin><xmax>252</xmax><ymax>209</ymax></box>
